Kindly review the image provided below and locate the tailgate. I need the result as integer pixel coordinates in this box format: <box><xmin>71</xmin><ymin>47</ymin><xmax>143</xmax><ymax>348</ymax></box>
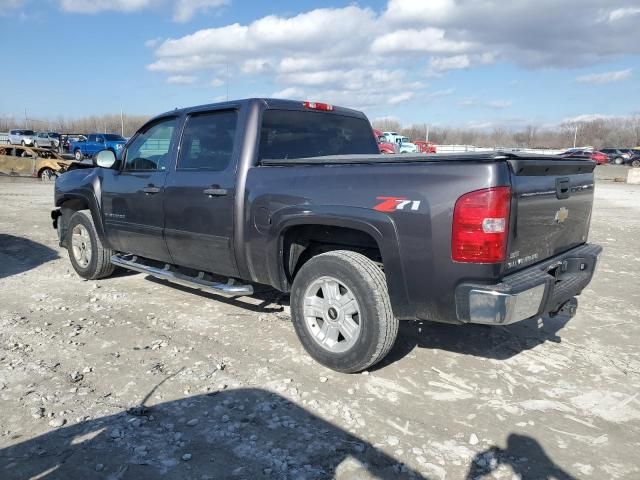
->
<box><xmin>505</xmin><ymin>157</ymin><xmax>595</xmax><ymax>273</ymax></box>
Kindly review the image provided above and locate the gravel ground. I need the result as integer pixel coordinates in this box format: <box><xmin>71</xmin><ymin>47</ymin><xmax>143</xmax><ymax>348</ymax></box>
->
<box><xmin>0</xmin><ymin>165</ymin><xmax>639</xmax><ymax>480</ymax></box>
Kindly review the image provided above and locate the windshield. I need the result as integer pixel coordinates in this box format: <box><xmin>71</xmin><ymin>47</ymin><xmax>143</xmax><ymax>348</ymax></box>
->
<box><xmin>104</xmin><ymin>134</ymin><xmax>125</xmax><ymax>141</ymax></box>
<box><xmin>259</xmin><ymin>110</ymin><xmax>379</xmax><ymax>159</ymax></box>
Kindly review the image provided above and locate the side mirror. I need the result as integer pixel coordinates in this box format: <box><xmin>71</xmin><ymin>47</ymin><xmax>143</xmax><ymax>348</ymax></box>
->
<box><xmin>93</xmin><ymin>149</ymin><xmax>117</xmax><ymax>169</ymax></box>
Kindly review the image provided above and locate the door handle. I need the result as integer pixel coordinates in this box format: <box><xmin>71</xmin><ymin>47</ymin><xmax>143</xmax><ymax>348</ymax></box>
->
<box><xmin>143</xmin><ymin>186</ymin><xmax>160</xmax><ymax>194</ymax></box>
<box><xmin>203</xmin><ymin>188</ymin><xmax>228</xmax><ymax>197</ymax></box>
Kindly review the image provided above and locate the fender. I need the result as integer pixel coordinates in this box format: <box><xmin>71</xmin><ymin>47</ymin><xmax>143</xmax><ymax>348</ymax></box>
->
<box><xmin>54</xmin><ymin>169</ymin><xmax>110</xmax><ymax>248</ymax></box>
<box><xmin>267</xmin><ymin>204</ymin><xmax>413</xmax><ymax>319</ymax></box>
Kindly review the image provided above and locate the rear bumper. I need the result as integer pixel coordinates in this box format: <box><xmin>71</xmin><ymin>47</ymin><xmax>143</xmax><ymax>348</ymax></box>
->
<box><xmin>455</xmin><ymin>243</ymin><xmax>602</xmax><ymax>325</ymax></box>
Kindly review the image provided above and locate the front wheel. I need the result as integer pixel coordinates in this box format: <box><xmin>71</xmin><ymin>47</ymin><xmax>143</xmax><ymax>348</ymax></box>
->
<box><xmin>290</xmin><ymin>250</ymin><xmax>398</xmax><ymax>373</ymax></box>
<box><xmin>632</xmin><ymin>159</ymin><xmax>640</xmax><ymax>168</ymax></box>
<box><xmin>614</xmin><ymin>156</ymin><xmax>624</xmax><ymax>165</ymax></box>
<box><xmin>74</xmin><ymin>149</ymin><xmax>83</xmax><ymax>161</ymax></box>
<box><xmin>66</xmin><ymin>211</ymin><xmax>115</xmax><ymax>280</ymax></box>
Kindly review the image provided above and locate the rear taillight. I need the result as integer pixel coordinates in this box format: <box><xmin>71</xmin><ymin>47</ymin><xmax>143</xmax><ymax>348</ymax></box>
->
<box><xmin>302</xmin><ymin>101</ymin><xmax>334</xmax><ymax>111</ymax></box>
<box><xmin>452</xmin><ymin>187</ymin><xmax>511</xmax><ymax>263</ymax></box>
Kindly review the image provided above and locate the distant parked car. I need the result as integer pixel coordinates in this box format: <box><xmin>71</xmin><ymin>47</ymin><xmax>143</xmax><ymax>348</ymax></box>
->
<box><xmin>0</xmin><ymin>145</ymin><xmax>77</xmax><ymax>181</ymax></box>
<box><xmin>33</xmin><ymin>132</ymin><xmax>59</xmax><ymax>149</ymax></box>
<box><xmin>8</xmin><ymin>129</ymin><xmax>35</xmax><ymax>146</ymax></box>
<box><xmin>625</xmin><ymin>151</ymin><xmax>640</xmax><ymax>167</ymax></box>
<box><xmin>560</xmin><ymin>149</ymin><xmax>608</xmax><ymax>165</ymax></box>
<box><xmin>373</xmin><ymin>129</ymin><xmax>397</xmax><ymax>154</ymax></box>
<box><xmin>414</xmin><ymin>140</ymin><xmax>437</xmax><ymax>154</ymax></box>
<box><xmin>396</xmin><ymin>136</ymin><xmax>418</xmax><ymax>153</ymax></box>
<box><xmin>600</xmin><ymin>148</ymin><xmax>631</xmax><ymax>165</ymax></box>
<box><xmin>70</xmin><ymin>133</ymin><xmax>126</xmax><ymax>161</ymax></box>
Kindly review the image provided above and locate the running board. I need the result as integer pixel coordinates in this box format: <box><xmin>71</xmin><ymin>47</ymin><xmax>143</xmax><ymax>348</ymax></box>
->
<box><xmin>110</xmin><ymin>254</ymin><xmax>253</xmax><ymax>297</ymax></box>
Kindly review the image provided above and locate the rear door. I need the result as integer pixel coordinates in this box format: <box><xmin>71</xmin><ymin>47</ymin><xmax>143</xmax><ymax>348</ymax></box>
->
<box><xmin>100</xmin><ymin>116</ymin><xmax>179</xmax><ymax>263</ymax></box>
<box><xmin>506</xmin><ymin>157</ymin><xmax>595</xmax><ymax>273</ymax></box>
<box><xmin>163</xmin><ymin>108</ymin><xmax>239</xmax><ymax>277</ymax></box>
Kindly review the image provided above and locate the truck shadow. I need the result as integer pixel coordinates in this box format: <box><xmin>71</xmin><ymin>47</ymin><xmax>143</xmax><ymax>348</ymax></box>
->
<box><xmin>0</xmin><ymin>388</ymin><xmax>426</xmax><ymax>480</ymax></box>
<box><xmin>136</xmin><ymin>279</ymin><xmax>571</xmax><ymax>365</ymax></box>
<box><xmin>465</xmin><ymin>433</ymin><xmax>578</xmax><ymax>480</ymax></box>
<box><xmin>0</xmin><ymin>234</ymin><xmax>59</xmax><ymax>279</ymax></box>
<box><xmin>377</xmin><ymin>314</ymin><xmax>573</xmax><ymax>368</ymax></box>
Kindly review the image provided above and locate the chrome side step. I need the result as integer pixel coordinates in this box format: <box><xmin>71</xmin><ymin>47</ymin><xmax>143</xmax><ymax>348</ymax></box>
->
<box><xmin>110</xmin><ymin>254</ymin><xmax>253</xmax><ymax>297</ymax></box>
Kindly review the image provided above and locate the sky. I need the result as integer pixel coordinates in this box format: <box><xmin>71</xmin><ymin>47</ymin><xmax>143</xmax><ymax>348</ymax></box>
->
<box><xmin>1</xmin><ymin>0</ymin><xmax>639</xmax><ymax>129</ymax></box>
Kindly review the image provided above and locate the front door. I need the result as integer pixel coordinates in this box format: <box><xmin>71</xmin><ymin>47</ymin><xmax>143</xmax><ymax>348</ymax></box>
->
<box><xmin>163</xmin><ymin>109</ymin><xmax>239</xmax><ymax>277</ymax></box>
<box><xmin>101</xmin><ymin>116</ymin><xmax>178</xmax><ymax>263</ymax></box>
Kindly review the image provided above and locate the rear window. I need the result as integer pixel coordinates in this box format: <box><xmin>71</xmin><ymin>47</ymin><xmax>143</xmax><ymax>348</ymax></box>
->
<box><xmin>105</xmin><ymin>134</ymin><xmax>125</xmax><ymax>141</ymax></box>
<box><xmin>259</xmin><ymin>110</ymin><xmax>378</xmax><ymax>160</ymax></box>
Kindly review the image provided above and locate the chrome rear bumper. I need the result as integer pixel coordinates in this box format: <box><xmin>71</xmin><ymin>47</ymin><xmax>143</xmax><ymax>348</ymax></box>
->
<box><xmin>456</xmin><ymin>243</ymin><xmax>602</xmax><ymax>325</ymax></box>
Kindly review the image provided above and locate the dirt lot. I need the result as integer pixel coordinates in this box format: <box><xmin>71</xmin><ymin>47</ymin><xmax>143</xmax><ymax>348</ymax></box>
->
<box><xmin>1</xmin><ymin>166</ymin><xmax>639</xmax><ymax>480</ymax></box>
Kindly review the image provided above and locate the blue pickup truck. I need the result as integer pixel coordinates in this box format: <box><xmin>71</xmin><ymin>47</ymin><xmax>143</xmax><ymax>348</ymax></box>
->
<box><xmin>70</xmin><ymin>133</ymin><xmax>126</xmax><ymax>161</ymax></box>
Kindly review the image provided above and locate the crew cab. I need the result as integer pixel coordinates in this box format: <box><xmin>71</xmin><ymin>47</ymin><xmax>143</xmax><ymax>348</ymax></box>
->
<box><xmin>70</xmin><ymin>133</ymin><xmax>126</xmax><ymax>161</ymax></box>
<box><xmin>52</xmin><ymin>98</ymin><xmax>601</xmax><ymax>373</ymax></box>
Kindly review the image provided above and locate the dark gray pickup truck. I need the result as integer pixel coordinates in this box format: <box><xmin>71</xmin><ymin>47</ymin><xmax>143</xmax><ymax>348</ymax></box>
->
<box><xmin>52</xmin><ymin>98</ymin><xmax>601</xmax><ymax>372</ymax></box>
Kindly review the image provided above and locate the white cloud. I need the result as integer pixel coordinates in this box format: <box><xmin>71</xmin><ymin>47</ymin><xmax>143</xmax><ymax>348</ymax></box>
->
<box><xmin>167</xmin><ymin>75</ymin><xmax>197</xmax><ymax>84</ymax></box>
<box><xmin>387</xmin><ymin>92</ymin><xmax>413</xmax><ymax>105</ymax></box>
<box><xmin>607</xmin><ymin>7</ymin><xmax>640</xmax><ymax>22</ymax></box>
<box><xmin>173</xmin><ymin>0</ymin><xmax>227</xmax><ymax>23</ymax></box>
<box><xmin>59</xmin><ymin>0</ymin><xmax>225</xmax><ymax>21</ymax></box>
<box><xmin>59</xmin><ymin>0</ymin><xmax>154</xmax><ymax>13</ymax></box>
<box><xmin>145</xmin><ymin>37</ymin><xmax>162</xmax><ymax>48</ymax></box>
<box><xmin>459</xmin><ymin>98</ymin><xmax>511</xmax><ymax>109</ymax></box>
<box><xmin>426</xmin><ymin>88</ymin><xmax>455</xmax><ymax>98</ymax></box>
<box><xmin>429</xmin><ymin>55</ymin><xmax>470</xmax><ymax>72</ymax></box>
<box><xmin>0</xmin><ymin>0</ymin><xmax>26</xmax><ymax>9</ymax></box>
<box><xmin>210</xmin><ymin>78</ymin><xmax>224</xmax><ymax>87</ymax></box>
<box><xmin>576</xmin><ymin>69</ymin><xmax>632</xmax><ymax>84</ymax></box>
<box><xmin>241</xmin><ymin>58</ymin><xmax>271</xmax><ymax>74</ymax></box>
<box><xmin>371</xmin><ymin>28</ymin><xmax>473</xmax><ymax>54</ymax></box>
<box><xmin>562</xmin><ymin>113</ymin><xmax>618</xmax><ymax>123</ymax></box>
<box><xmin>486</xmin><ymin>100</ymin><xmax>512</xmax><ymax>109</ymax></box>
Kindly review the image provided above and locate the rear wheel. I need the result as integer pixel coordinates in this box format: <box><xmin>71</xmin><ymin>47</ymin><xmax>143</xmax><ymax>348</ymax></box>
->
<box><xmin>67</xmin><ymin>211</ymin><xmax>115</xmax><ymax>280</ymax></box>
<box><xmin>290</xmin><ymin>250</ymin><xmax>398</xmax><ymax>373</ymax></box>
<box><xmin>74</xmin><ymin>149</ymin><xmax>83</xmax><ymax>161</ymax></box>
<box><xmin>39</xmin><ymin>168</ymin><xmax>55</xmax><ymax>182</ymax></box>
<box><xmin>632</xmin><ymin>159</ymin><xmax>640</xmax><ymax>168</ymax></box>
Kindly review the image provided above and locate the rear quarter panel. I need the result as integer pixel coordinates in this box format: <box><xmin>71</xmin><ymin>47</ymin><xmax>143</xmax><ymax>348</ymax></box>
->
<box><xmin>244</xmin><ymin>160</ymin><xmax>511</xmax><ymax>322</ymax></box>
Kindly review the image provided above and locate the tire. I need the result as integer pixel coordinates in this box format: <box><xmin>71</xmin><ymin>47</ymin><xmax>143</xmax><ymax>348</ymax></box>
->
<box><xmin>74</xmin><ymin>149</ymin><xmax>83</xmax><ymax>161</ymax></box>
<box><xmin>632</xmin><ymin>159</ymin><xmax>640</xmax><ymax>168</ymax></box>
<box><xmin>66</xmin><ymin>211</ymin><xmax>115</xmax><ymax>280</ymax></box>
<box><xmin>614</xmin><ymin>156</ymin><xmax>624</xmax><ymax>165</ymax></box>
<box><xmin>39</xmin><ymin>168</ymin><xmax>55</xmax><ymax>182</ymax></box>
<box><xmin>290</xmin><ymin>250</ymin><xmax>398</xmax><ymax>373</ymax></box>
<box><xmin>21</xmin><ymin>140</ymin><xmax>25</xmax><ymax>146</ymax></box>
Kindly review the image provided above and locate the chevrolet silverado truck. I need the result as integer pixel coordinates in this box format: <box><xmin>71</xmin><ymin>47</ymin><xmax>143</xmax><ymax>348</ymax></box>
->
<box><xmin>51</xmin><ymin>98</ymin><xmax>602</xmax><ymax>373</ymax></box>
<box><xmin>70</xmin><ymin>133</ymin><xmax>126</xmax><ymax>161</ymax></box>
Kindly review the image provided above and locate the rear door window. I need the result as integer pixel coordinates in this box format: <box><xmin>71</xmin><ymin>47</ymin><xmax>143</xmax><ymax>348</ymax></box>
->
<box><xmin>259</xmin><ymin>110</ymin><xmax>378</xmax><ymax>160</ymax></box>
<box><xmin>178</xmin><ymin>110</ymin><xmax>237</xmax><ymax>171</ymax></box>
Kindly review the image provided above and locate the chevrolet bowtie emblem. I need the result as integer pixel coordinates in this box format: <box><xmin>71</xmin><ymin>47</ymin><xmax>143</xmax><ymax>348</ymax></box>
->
<box><xmin>555</xmin><ymin>207</ymin><xmax>569</xmax><ymax>223</ymax></box>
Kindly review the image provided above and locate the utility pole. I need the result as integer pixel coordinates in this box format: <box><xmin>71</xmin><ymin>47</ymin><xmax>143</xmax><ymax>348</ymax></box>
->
<box><xmin>120</xmin><ymin>107</ymin><xmax>124</xmax><ymax>137</ymax></box>
<box><xmin>24</xmin><ymin>108</ymin><xmax>28</xmax><ymax>128</ymax></box>
<box><xmin>425</xmin><ymin>123</ymin><xmax>430</xmax><ymax>143</ymax></box>
<box><xmin>573</xmin><ymin>124</ymin><xmax>578</xmax><ymax>148</ymax></box>
<box><xmin>226</xmin><ymin>62</ymin><xmax>229</xmax><ymax>101</ymax></box>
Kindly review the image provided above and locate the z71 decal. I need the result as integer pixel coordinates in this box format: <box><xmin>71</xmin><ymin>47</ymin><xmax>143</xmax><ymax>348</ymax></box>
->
<box><xmin>373</xmin><ymin>196</ymin><xmax>421</xmax><ymax>212</ymax></box>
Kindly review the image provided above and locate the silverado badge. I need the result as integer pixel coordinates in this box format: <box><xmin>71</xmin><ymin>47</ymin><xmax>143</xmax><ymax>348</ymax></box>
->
<box><xmin>554</xmin><ymin>207</ymin><xmax>569</xmax><ymax>224</ymax></box>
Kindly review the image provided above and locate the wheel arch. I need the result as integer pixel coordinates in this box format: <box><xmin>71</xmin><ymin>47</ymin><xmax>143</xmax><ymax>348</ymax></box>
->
<box><xmin>56</xmin><ymin>193</ymin><xmax>108</xmax><ymax>249</ymax></box>
<box><xmin>268</xmin><ymin>206</ymin><xmax>412</xmax><ymax>319</ymax></box>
